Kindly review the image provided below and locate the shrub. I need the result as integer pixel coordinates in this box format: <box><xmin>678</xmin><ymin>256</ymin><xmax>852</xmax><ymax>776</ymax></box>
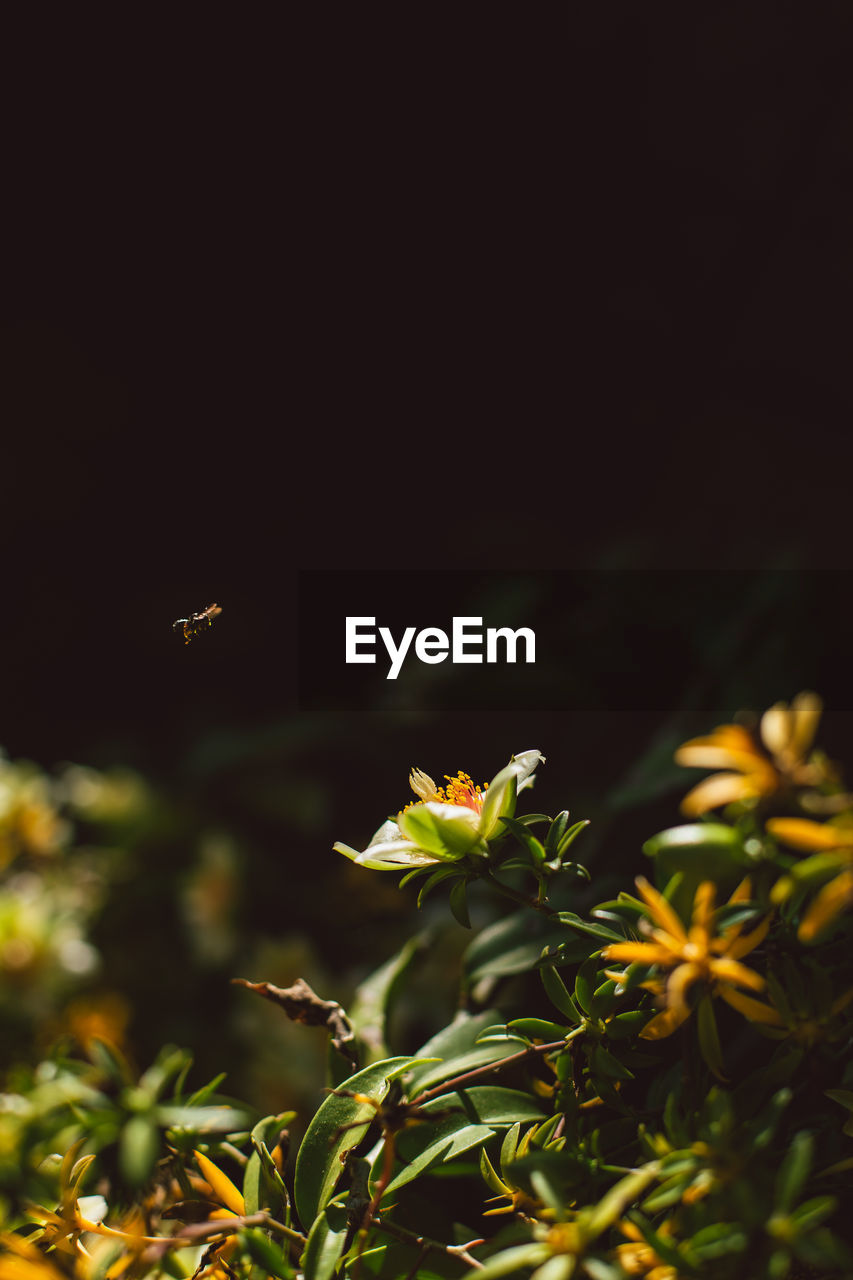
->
<box><xmin>2</xmin><ymin>696</ymin><xmax>852</xmax><ymax>1279</ymax></box>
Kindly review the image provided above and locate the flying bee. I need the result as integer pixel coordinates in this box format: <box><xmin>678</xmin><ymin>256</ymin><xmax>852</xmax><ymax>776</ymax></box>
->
<box><xmin>172</xmin><ymin>603</ymin><xmax>222</xmax><ymax>645</ymax></box>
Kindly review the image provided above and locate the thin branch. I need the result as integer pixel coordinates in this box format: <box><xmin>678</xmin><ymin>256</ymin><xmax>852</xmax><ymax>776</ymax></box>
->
<box><xmin>167</xmin><ymin>1211</ymin><xmax>306</xmax><ymax>1250</ymax></box>
<box><xmin>410</xmin><ymin>1034</ymin><xmax>578</xmax><ymax>1106</ymax></box>
<box><xmin>232</xmin><ymin>976</ymin><xmax>358</xmax><ymax>1068</ymax></box>
<box><xmin>373</xmin><ymin>1216</ymin><xmax>485</xmax><ymax>1270</ymax></box>
<box><xmin>485</xmin><ymin>874</ymin><xmax>560</xmax><ymax>917</ymax></box>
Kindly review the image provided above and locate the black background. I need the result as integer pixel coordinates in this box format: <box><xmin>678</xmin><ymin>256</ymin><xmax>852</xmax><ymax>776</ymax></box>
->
<box><xmin>3</xmin><ymin>7</ymin><xmax>853</xmax><ymax>1082</ymax></box>
<box><xmin>5</xmin><ymin>4</ymin><xmax>853</xmax><ymax>774</ymax></box>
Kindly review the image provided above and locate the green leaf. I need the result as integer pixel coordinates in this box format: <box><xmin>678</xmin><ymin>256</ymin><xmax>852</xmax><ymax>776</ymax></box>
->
<box><xmin>241</xmin><ymin>1228</ymin><xmax>295</xmax><ymax>1280</ymax></box>
<box><xmin>714</xmin><ymin>903</ymin><xmax>762</xmax><ymax>931</ymax></box>
<box><xmin>139</xmin><ymin>1046</ymin><xmax>192</xmax><ymax>1102</ymax></box>
<box><xmin>380</xmin><ymin>1115</ymin><xmax>494</xmax><ymax>1197</ymax></box>
<box><xmin>398</xmin><ymin>866</ymin><xmax>433</xmax><ymax>889</ymax></box>
<box><xmin>585</xmin><ymin>1162</ymin><xmax>661</xmax><ymax>1235</ymax></box>
<box><xmin>582</xmin><ymin>1262</ymin><xmax>621</xmax><ymax>1280</ymax></box>
<box><xmin>418</xmin><ymin>866</ymin><xmax>461</xmax><ymax>907</ymax></box>
<box><xmin>574</xmin><ymin>955</ymin><xmax>599</xmax><ymax>1016</ymax></box>
<box><xmin>88</xmin><ymin>1036</ymin><xmax>135</xmax><ymax>1086</ymax></box>
<box><xmin>643</xmin><ymin>825</ymin><xmax>749</xmax><ymax>909</ymax></box>
<box><xmin>449</xmin><ymin>878</ymin><xmax>472</xmax><ymax>928</ymax></box>
<box><xmin>606</xmin><ymin>1011</ymin><xmax>650</xmax><ymax>1040</ymax></box>
<box><xmin>474</xmin><ymin>1244</ymin><xmax>551</xmax><ymax>1278</ymax></box>
<box><xmin>557</xmin><ymin>861</ymin><xmax>591</xmax><ymax>881</ymax></box>
<box><xmin>156</xmin><ymin>1104</ymin><xmax>250</xmax><ymax>1131</ymax></box>
<box><xmin>788</xmin><ymin>1195</ymin><xmax>837</xmax><ymax>1230</ymax></box>
<box><xmin>422</xmin><ymin>1087</ymin><xmax>544</xmax><ymax>1126</ymax></box>
<box><xmin>466</xmin><ymin>919</ymin><xmax>591</xmax><ymax>981</ymax></box>
<box><xmin>293</xmin><ymin>1056</ymin><xmax>412</xmax><ymax>1227</ymax></box>
<box><xmin>784</xmin><ymin>850</ymin><xmax>852</xmax><ymax>887</ymax></box>
<box><xmin>751</xmin><ymin>1088</ymin><xmax>793</xmax><ymax>1150</ymax></box>
<box><xmin>546</xmin><ymin>811</ymin><xmax>570</xmax><ymax>853</ymax></box>
<box><xmin>529</xmin><ymin>1167</ymin><xmax>564</xmax><ymax>1216</ymax></box>
<box><xmin>507</xmin><ymin>1018</ymin><xmax>569</xmax><ymax>1042</ymax></box>
<box><xmin>252</xmin><ymin>1137</ymin><xmax>290</xmax><ymax>1210</ymax></box>
<box><xmin>825</xmin><ymin>1088</ymin><xmax>853</xmax><ymax>1113</ymax></box>
<box><xmin>641</xmin><ymin>1173</ymin><xmax>691</xmax><ymax>1213</ymax></box>
<box><xmin>186</xmin><ymin>1072</ymin><xmax>228</xmax><ymax>1107</ymax></box>
<box><xmin>500</xmin><ymin>1120</ymin><xmax>523</xmax><ymax>1169</ymax></box>
<box><xmin>349</xmin><ymin>934</ymin><xmax>425</xmax><ymax>1065</ymax></box>
<box><xmin>592</xmin><ymin>894</ymin><xmax>647</xmax><ymax>922</ymax></box>
<box><xmin>541</xmin><ymin>965</ymin><xmax>582</xmax><ymax>1023</ymax></box>
<box><xmin>589</xmin><ymin>978</ymin><xmax>619</xmax><ymax>1021</ymax></box>
<box><xmin>407</xmin><ymin>1011</ymin><xmax>505</xmax><ymax>1085</ymax></box>
<box><xmin>590</xmin><ymin>1044</ymin><xmax>634</xmax><ymax>1081</ymax></box>
<box><xmin>498</xmin><ymin>816</ymin><xmax>548</xmax><ymax>865</ymax></box>
<box><xmin>530</xmin><ymin>1255</ymin><xmax>576</xmax><ymax>1280</ymax></box>
<box><xmin>687</xmin><ymin>1220</ymin><xmax>748</xmax><ymax>1261</ymax></box>
<box><xmin>775</xmin><ymin>1132</ymin><xmax>813</xmax><ymax>1215</ymax></box>
<box><xmin>623</xmin><ymin>1214</ymin><xmax>686</xmax><ymax>1269</ymax></box>
<box><xmin>243</xmin><ymin>1111</ymin><xmax>295</xmax><ymax>1214</ymax></box>
<box><xmin>300</xmin><ymin>1197</ymin><xmax>349</xmax><ymax>1280</ymax></box>
<box><xmin>556</xmin><ymin>819</ymin><xmax>590</xmax><ymax>859</ymax></box>
<box><xmin>480</xmin><ymin>1146</ymin><xmax>511</xmax><ymax>1194</ymax></box>
<box><xmin>407</xmin><ymin>1044</ymin><xmax>520</xmax><ymax>1093</ymax></box>
<box><xmin>643</xmin><ymin>823</ymin><xmax>745</xmax><ymax>860</ymax></box>
<box><xmin>555</xmin><ymin>912</ymin><xmax>623</xmax><ymax>943</ymax></box>
<box><xmin>119</xmin><ymin>1114</ymin><xmax>160</xmax><ymax>1186</ymax></box>
<box><xmin>696</xmin><ymin>995</ymin><xmax>726</xmax><ymax>1081</ymax></box>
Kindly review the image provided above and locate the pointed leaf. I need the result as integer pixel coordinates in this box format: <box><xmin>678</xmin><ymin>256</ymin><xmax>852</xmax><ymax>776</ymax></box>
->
<box><xmin>380</xmin><ymin>1115</ymin><xmax>494</xmax><ymax>1197</ymax></box>
<box><xmin>293</xmin><ymin>1056</ymin><xmax>412</xmax><ymax>1226</ymax></box>
<box><xmin>349</xmin><ymin>934</ymin><xmax>425</xmax><ymax>1065</ymax></box>
<box><xmin>541</xmin><ymin>965</ymin><xmax>582</xmax><ymax>1023</ymax></box>
<box><xmin>300</xmin><ymin>1197</ymin><xmax>349</xmax><ymax>1280</ymax></box>
<box><xmin>775</xmin><ymin>1131</ymin><xmax>813</xmax><ymax>1215</ymax></box>
<box><xmin>449</xmin><ymin>878</ymin><xmax>472</xmax><ymax>928</ymax></box>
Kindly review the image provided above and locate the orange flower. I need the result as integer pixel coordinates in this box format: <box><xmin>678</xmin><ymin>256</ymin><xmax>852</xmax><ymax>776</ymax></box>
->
<box><xmin>602</xmin><ymin>877</ymin><xmax>780</xmax><ymax>1042</ymax></box>
<box><xmin>768</xmin><ymin>816</ymin><xmax>853</xmax><ymax>942</ymax></box>
<box><xmin>615</xmin><ymin>1219</ymin><xmax>681</xmax><ymax>1278</ymax></box>
<box><xmin>674</xmin><ymin>692</ymin><xmax>823</xmax><ymax>817</ymax></box>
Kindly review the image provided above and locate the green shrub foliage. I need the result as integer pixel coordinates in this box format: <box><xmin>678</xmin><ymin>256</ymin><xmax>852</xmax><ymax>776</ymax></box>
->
<box><xmin>2</xmin><ymin>697</ymin><xmax>853</xmax><ymax>1278</ymax></box>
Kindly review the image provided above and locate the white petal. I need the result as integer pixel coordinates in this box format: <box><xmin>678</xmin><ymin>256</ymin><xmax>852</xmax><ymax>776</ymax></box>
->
<box><xmin>355</xmin><ymin>844</ymin><xmax>440</xmax><ymax>870</ymax></box>
<box><xmin>510</xmin><ymin>749</ymin><xmax>544</xmax><ymax>792</ymax></box>
<box><xmin>367</xmin><ymin>819</ymin><xmax>404</xmax><ymax>847</ymax></box>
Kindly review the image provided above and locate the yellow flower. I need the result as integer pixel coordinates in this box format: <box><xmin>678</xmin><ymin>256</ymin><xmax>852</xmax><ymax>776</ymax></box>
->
<box><xmin>602</xmin><ymin>877</ymin><xmax>780</xmax><ymax>1042</ymax></box>
<box><xmin>0</xmin><ymin>1234</ymin><xmax>69</xmax><ymax>1280</ymax></box>
<box><xmin>766</xmin><ymin>817</ymin><xmax>853</xmax><ymax>852</ymax></box>
<box><xmin>193</xmin><ymin>1148</ymin><xmax>246</xmax><ymax>1216</ymax></box>
<box><xmin>768</xmin><ymin>817</ymin><xmax>853</xmax><ymax>942</ymax></box>
<box><xmin>25</xmin><ymin>1144</ymin><xmax>166</xmax><ymax>1271</ymax></box>
<box><xmin>188</xmin><ymin>1150</ymin><xmax>245</xmax><ymax>1279</ymax></box>
<box><xmin>798</xmin><ymin>871</ymin><xmax>853</xmax><ymax>942</ymax></box>
<box><xmin>674</xmin><ymin>692</ymin><xmax>823</xmax><ymax>816</ymax></box>
<box><xmin>615</xmin><ymin>1219</ymin><xmax>681</xmax><ymax>1278</ymax></box>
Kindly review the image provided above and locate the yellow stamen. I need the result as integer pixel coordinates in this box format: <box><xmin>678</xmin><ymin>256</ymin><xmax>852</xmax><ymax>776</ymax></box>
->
<box><xmin>404</xmin><ymin>768</ymin><xmax>488</xmax><ymax>813</ymax></box>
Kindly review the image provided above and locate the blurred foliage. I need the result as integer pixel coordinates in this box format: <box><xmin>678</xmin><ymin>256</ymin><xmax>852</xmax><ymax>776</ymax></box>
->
<box><xmin>1</xmin><ymin>694</ymin><xmax>853</xmax><ymax>1277</ymax></box>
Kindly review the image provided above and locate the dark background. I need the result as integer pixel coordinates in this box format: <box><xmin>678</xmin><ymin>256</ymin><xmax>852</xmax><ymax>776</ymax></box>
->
<box><xmin>2</xmin><ymin>5</ymin><xmax>853</xmax><ymax>1102</ymax></box>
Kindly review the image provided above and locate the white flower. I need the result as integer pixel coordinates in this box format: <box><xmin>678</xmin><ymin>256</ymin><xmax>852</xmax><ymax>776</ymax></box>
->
<box><xmin>334</xmin><ymin>751</ymin><xmax>544</xmax><ymax>871</ymax></box>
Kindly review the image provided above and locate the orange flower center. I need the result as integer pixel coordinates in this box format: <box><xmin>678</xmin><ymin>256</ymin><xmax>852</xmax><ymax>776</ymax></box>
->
<box><xmin>404</xmin><ymin>769</ymin><xmax>488</xmax><ymax>813</ymax></box>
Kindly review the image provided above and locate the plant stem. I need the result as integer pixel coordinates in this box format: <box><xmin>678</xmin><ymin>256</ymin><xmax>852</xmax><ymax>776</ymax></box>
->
<box><xmin>486</xmin><ymin>874</ymin><xmax>560</xmax><ymax>917</ymax></box>
<box><xmin>373</xmin><ymin>1216</ymin><xmax>485</xmax><ymax>1270</ymax></box>
<box><xmin>411</xmin><ymin>1035</ymin><xmax>578</xmax><ymax>1106</ymax></box>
